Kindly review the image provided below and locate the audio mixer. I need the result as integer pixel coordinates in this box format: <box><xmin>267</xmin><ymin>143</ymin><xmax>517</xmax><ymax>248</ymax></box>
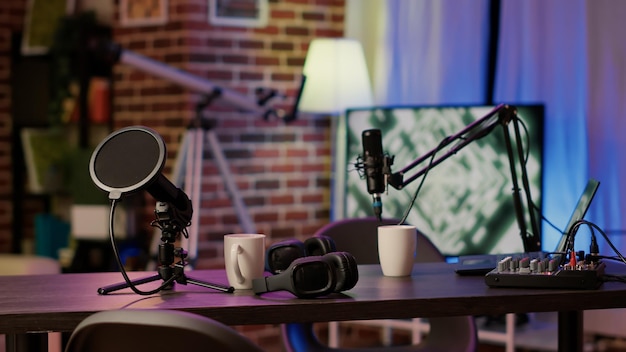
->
<box><xmin>484</xmin><ymin>254</ymin><xmax>606</xmax><ymax>290</ymax></box>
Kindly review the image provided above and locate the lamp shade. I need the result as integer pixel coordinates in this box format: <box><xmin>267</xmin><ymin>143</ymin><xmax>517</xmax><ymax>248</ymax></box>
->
<box><xmin>299</xmin><ymin>38</ymin><xmax>374</xmax><ymax>114</ymax></box>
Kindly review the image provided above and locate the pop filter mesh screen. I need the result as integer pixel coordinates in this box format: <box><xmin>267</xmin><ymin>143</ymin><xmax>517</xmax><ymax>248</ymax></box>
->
<box><xmin>93</xmin><ymin>129</ymin><xmax>163</xmax><ymax>189</ymax></box>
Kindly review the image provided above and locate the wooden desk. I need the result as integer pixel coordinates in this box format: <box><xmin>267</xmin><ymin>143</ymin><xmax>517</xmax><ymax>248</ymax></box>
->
<box><xmin>2</xmin><ymin>262</ymin><xmax>625</xmax><ymax>351</ymax></box>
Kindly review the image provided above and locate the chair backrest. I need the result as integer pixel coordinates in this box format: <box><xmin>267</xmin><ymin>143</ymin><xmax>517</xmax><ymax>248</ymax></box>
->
<box><xmin>294</xmin><ymin>217</ymin><xmax>478</xmax><ymax>352</ymax></box>
<box><xmin>313</xmin><ymin>217</ymin><xmax>445</xmax><ymax>264</ymax></box>
<box><xmin>64</xmin><ymin>310</ymin><xmax>263</xmax><ymax>352</ymax></box>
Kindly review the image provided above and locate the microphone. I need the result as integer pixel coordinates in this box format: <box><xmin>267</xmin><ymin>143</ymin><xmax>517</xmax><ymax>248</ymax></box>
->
<box><xmin>361</xmin><ymin>129</ymin><xmax>386</xmax><ymax>221</ymax></box>
<box><xmin>145</xmin><ymin>173</ymin><xmax>193</xmax><ymax>222</ymax></box>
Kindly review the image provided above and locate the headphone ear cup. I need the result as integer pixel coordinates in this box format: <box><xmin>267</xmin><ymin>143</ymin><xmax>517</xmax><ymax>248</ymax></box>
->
<box><xmin>323</xmin><ymin>252</ymin><xmax>359</xmax><ymax>292</ymax></box>
<box><xmin>304</xmin><ymin>235</ymin><xmax>336</xmax><ymax>256</ymax></box>
<box><xmin>265</xmin><ymin>240</ymin><xmax>306</xmax><ymax>274</ymax></box>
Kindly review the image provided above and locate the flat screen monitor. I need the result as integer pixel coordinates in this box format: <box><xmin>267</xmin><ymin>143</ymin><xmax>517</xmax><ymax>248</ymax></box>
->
<box><xmin>333</xmin><ymin>105</ymin><xmax>544</xmax><ymax>257</ymax></box>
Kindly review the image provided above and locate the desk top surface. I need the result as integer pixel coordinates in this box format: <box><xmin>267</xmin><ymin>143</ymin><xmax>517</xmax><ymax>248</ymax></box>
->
<box><xmin>2</xmin><ymin>262</ymin><xmax>626</xmax><ymax>334</ymax></box>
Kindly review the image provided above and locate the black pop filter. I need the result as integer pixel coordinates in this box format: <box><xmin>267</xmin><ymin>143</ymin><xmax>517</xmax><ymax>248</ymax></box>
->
<box><xmin>90</xmin><ymin>126</ymin><xmax>166</xmax><ymax>200</ymax></box>
<box><xmin>89</xmin><ymin>126</ymin><xmax>192</xmax><ymax>224</ymax></box>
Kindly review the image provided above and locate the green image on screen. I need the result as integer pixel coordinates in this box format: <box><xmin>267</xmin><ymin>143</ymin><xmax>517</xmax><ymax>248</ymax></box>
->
<box><xmin>336</xmin><ymin>105</ymin><xmax>544</xmax><ymax>257</ymax></box>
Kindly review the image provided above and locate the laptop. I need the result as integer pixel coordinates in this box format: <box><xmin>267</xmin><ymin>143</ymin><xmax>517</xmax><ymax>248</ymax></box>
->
<box><xmin>455</xmin><ymin>178</ymin><xmax>601</xmax><ymax>275</ymax></box>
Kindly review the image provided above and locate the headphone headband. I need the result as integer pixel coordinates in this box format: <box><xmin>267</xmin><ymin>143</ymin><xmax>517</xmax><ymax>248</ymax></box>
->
<box><xmin>253</xmin><ymin>256</ymin><xmax>336</xmax><ymax>298</ymax></box>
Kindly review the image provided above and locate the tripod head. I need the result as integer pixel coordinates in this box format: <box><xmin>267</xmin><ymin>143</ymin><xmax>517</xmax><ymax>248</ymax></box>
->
<box><xmin>151</xmin><ymin>202</ymin><xmax>190</xmax><ymax>269</ymax></box>
<box><xmin>151</xmin><ymin>201</ymin><xmax>190</xmax><ymax>243</ymax></box>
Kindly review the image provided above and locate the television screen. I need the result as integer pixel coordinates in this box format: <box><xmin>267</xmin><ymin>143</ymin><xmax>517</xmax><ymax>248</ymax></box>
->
<box><xmin>333</xmin><ymin>105</ymin><xmax>544</xmax><ymax>257</ymax></box>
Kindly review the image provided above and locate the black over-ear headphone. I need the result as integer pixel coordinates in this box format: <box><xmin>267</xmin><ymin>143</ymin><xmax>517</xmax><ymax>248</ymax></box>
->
<box><xmin>252</xmin><ymin>251</ymin><xmax>358</xmax><ymax>298</ymax></box>
<box><xmin>265</xmin><ymin>236</ymin><xmax>336</xmax><ymax>274</ymax></box>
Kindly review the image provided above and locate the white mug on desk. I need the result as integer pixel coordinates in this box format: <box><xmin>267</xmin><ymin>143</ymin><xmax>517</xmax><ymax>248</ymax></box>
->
<box><xmin>224</xmin><ymin>234</ymin><xmax>266</xmax><ymax>290</ymax></box>
<box><xmin>378</xmin><ymin>225</ymin><xmax>417</xmax><ymax>276</ymax></box>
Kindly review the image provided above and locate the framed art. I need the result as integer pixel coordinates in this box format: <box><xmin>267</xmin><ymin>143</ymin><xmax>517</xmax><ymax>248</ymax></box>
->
<box><xmin>208</xmin><ymin>0</ymin><xmax>268</xmax><ymax>28</ymax></box>
<box><xmin>22</xmin><ymin>0</ymin><xmax>74</xmax><ymax>55</ymax></box>
<box><xmin>120</xmin><ymin>0</ymin><xmax>168</xmax><ymax>27</ymax></box>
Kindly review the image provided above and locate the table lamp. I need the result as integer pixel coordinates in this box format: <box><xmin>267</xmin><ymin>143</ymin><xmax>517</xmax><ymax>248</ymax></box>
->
<box><xmin>299</xmin><ymin>38</ymin><xmax>374</xmax><ymax>220</ymax></box>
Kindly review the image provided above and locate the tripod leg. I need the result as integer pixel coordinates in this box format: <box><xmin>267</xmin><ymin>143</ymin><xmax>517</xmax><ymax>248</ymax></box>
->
<box><xmin>185</xmin><ymin>276</ymin><xmax>234</xmax><ymax>293</ymax></box>
<box><xmin>97</xmin><ymin>274</ymin><xmax>162</xmax><ymax>295</ymax></box>
<box><xmin>206</xmin><ymin>130</ymin><xmax>256</xmax><ymax>233</ymax></box>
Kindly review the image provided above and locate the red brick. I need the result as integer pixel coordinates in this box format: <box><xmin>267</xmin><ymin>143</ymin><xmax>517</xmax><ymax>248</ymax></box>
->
<box><xmin>270</xmin><ymin>194</ymin><xmax>294</xmax><ymax>205</ymax></box>
<box><xmin>222</xmin><ymin>54</ymin><xmax>250</xmax><ymax>64</ymax></box>
<box><xmin>239</xmin><ymin>40</ymin><xmax>264</xmax><ymax>49</ymax></box>
<box><xmin>240</xmin><ymin>71</ymin><xmax>264</xmax><ymax>81</ymax></box>
<box><xmin>207</xmin><ymin>38</ymin><xmax>234</xmax><ymax>48</ymax></box>
<box><xmin>271</xmin><ymin>42</ymin><xmax>294</xmax><ymax>51</ymax></box>
<box><xmin>285</xmin><ymin>26</ymin><xmax>310</xmax><ymax>36</ymax></box>
<box><xmin>255</xmin><ymin>56</ymin><xmax>280</xmax><ymax>66</ymax></box>
<box><xmin>271</xmin><ymin>72</ymin><xmax>295</xmax><ymax>81</ymax></box>
<box><xmin>285</xmin><ymin>210</ymin><xmax>308</xmax><ymax>220</ymax></box>
<box><xmin>303</xmin><ymin>12</ymin><xmax>325</xmax><ymax>21</ymax></box>
<box><xmin>254</xmin><ymin>26</ymin><xmax>280</xmax><ymax>35</ymax></box>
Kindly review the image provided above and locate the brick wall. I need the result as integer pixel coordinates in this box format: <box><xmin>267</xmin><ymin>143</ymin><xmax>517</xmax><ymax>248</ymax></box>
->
<box><xmin>113</xmin><ymin>1</ymin><xmax>346</xmax><ymax>350</ymax></box>
<box><xmin>0</xmin><ymin>0</ymin><xmax>345</xmax><ymax>256</ymax></box>
<box><xmin>113</xmin><ymin>0</ymin><xmax>345</xmax><ymax>270</ymax></box>
<box><xmin>0</xmin><ymin>0</ymin><xmax>27</xmax><ymax>252</ymax></box>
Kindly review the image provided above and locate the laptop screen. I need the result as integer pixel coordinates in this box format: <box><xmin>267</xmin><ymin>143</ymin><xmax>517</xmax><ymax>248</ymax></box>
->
<box><xmin>553</xmin><ymin>179</ymin><xmax>600</xmax><ymax>253</ymax></box>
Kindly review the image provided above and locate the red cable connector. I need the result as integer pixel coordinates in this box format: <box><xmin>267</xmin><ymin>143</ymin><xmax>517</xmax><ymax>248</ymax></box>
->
<box><xmin>569</xmin><ymin>250</ymin><xmax>577</xmax><ymax>268</ymax></box>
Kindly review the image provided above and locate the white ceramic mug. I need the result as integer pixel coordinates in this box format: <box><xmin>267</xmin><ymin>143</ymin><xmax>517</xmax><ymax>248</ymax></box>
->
<box><xmin>224</xmin><ymin>234</ymin><xmax>266</xmax><ymax>289</ymax></box>
<box><xmin>377</xmin><ymin>225</ymin><xmax>417</xmax><ymax>276</ymax></box>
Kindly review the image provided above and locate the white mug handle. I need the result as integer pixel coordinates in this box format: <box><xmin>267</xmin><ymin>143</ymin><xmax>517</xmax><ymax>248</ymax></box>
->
<box><xmin>230</xmin><ymin>244</ymin><xmax>245</xmax><ymax>284</ymax></box>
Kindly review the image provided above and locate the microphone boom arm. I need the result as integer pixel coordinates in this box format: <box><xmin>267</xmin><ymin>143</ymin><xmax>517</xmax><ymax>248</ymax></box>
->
<box><xmin>388</xmin><ymin>105</ymin><xmax>504</xmax><ymax>190</ymax></box>
<box><xmin>387</xmin><ymin>104</ymin><xmax>541</xmax><ymax>252</ymax></box>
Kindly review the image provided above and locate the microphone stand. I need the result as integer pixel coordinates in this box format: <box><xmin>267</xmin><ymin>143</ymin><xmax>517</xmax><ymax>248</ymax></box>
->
<box><xmin>98</xmin><ymin>201</ymin><xmax>234</xmax><ymax>294</ymax></box>
<box><xmin>386</xmin><ymin>104</ymin><xmax>541</xmax><ymax>253</ymax></box>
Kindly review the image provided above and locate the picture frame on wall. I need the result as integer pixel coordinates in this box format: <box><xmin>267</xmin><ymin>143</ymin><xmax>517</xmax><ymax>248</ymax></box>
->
<box><xmin>120</xmin><ymin>0</ymin><xmax>168</xmax><ymax>27</ymax></box>
<box><xmin>22</xmin><ymin>0</ymin><xmax>75</xmax><ymax>55</ymax></box>
<box><xmin>208</xmin><ymin>0</ymin><xmax>268</xmax><ymax>28</ymax></box>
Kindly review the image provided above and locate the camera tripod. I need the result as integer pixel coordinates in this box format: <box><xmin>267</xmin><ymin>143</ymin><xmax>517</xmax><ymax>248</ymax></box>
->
<box><xmin>97</xmin><ymin>201</ymin><xmax>234</xmax><ymax>295</ymax></box>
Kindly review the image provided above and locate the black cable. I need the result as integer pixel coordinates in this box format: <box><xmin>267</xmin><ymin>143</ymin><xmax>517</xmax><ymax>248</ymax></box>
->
<box><xmin>569</xmin><ymin>219</ymin><xmax>626</xmax><ymax>265</ymax></box>
<box><xmin>515</xmin><ymin>116</ymin><xmax>531</xmax><ymax>165</ymax></box>
<box><xmin>108</xmin><ymin>199</ymin><xmax>177</xmax><ymax>295</ymax></box>
<box><xmin>398</xmin><ymin>136</ymin><xmax>450</xmax><ymax>225</ymax></box>
<box><xmin>514</xmin><ymin>115</ymin><xmax>557</xmax><ymax>242</ymax></box>
<box><xmin>601</xmin><ymin>274</ymin><xmax>626</xmax><ymax>284</ymax></box>
<box><xmin>534</xmin><ymin>206</ymin><xmax>562</xmax><ymax>234</ymax></box>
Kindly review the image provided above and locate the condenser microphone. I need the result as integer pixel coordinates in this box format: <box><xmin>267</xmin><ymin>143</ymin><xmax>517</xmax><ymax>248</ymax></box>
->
<box><xmin>361</xmin><ymin>129</ymin><xmax>386</xmax><ymax>221</ymax></box>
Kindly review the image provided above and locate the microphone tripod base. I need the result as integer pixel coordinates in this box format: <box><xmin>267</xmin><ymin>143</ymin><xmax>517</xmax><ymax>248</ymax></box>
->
<box><xmin>97</xmin><ymin>266</ymin><xmax>234</xmax><ymax>295</ymax></box>
<box><xmin>98</xmin><ymin>274</ymin><xmax>162</xmax><ymax>295</ymax></box>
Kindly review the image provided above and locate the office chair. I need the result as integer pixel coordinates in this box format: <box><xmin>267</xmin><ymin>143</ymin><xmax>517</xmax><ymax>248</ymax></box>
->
<box><xmin>281</xmin><ymin>217</ymin><xmax>477</xmax><ymax>352</ymax></box>
<box><xmin>64</xmin><ymin>309</ymin><xmax>263</xmax><ymax>352</ymax></box>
